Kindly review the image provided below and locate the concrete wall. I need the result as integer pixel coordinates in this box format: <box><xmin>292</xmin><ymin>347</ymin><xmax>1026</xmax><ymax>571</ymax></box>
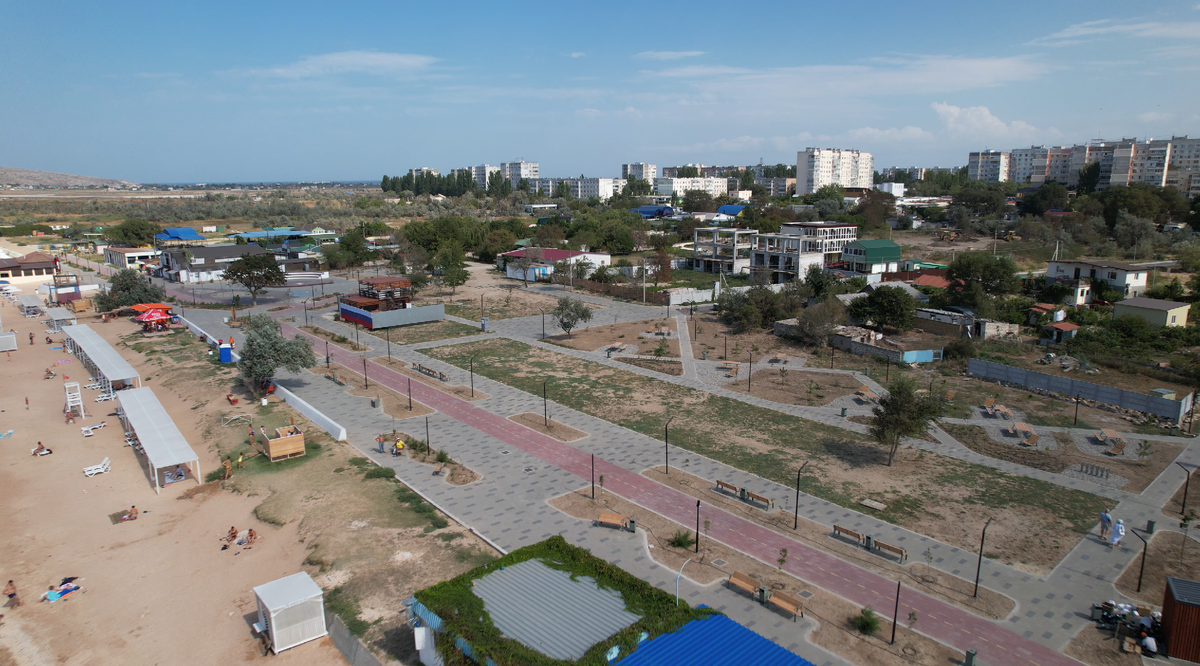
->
<box><xmin>915</xmin><ymin>318</ymin><xmax>962</xmax><ymax>338</ymax></box>
<box><xmin>830</xmin><ymin>334</ymin><xmax>904</xmax><ymax>362</ymax></box>
<box><xmin>180</xmin><ymin>316</ymin><xmax>349</xmax><ymax>442</ymax></box>
<box><xmin>967</xmin><ymin>358</ymin><xmax>1194</xmax><ymax>421</ymax></box>
<box><xmin>338</xmin><ymin>303</ymin><xmax>445</xmax><ymax>330</ymax></box>
<box><xmin>324</xmin><ymin>610</ymin><xmax>383</xmax><ymax>666</ymax></box>
<box><xmin>666</xmin><ymin>281</ymin><xmax>787</xmax><ymax>306</ymax></box>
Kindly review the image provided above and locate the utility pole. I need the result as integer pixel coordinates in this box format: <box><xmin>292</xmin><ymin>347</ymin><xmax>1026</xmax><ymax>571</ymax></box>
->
<box><xmin>891</xmin><ymin>580</ymin><xmax>902</xmax><ymax>645</ymax></box>
<box><xmin>664</xmin><ymin>416</ymin><xmax>675</xmax><ymax>475</ymax></box>
<box><xmin>793</xmin><ymin>461</ymin><xmax>807</xmax><ymax>529</ymax></box>
<box><xmin>974</xmin><ymin>517</ymin><xmax>993</xmax><ymax>598</ymax></box>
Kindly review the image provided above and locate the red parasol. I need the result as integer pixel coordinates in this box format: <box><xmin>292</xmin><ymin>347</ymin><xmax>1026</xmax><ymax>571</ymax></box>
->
<box><xmin>134</xmin><ymin>309</ymin><xmax>170</xmax><ymax>322</ymax></box>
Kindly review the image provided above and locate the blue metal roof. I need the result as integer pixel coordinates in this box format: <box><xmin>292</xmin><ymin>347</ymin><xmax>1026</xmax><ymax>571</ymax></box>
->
<box><xmin>617</xmin><ymin>614</ymin><xmax>815</xmax><ymax>666</ymax></box>
<box><xmin>632</xmin><ymin>205</ymin><xmax>674</xmax><ymax>218</ymax></box>
<box><xmin>154</xmin><ymin>227</ymin><xmax>205</xmax><ymax>241</ymax></box>
<box><xmin>716</xmin><ymin>205</ymin><xmax>745</xmax><ymax>216</ymax></box>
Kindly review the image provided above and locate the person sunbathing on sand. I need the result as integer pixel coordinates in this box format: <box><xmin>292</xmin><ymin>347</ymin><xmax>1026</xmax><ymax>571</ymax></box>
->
<box><xmin>246</xmin><ymin>529</ymin><xmax>257</xmax><ymax>545</ymax></box>
<box><xmin>121</xmin><ymin>506</ymin><xmax>138</xmax><ymax>521</ymax></box>
<box><xmin>31</xmin><ymin>442</ymin><xmax>45</xmax><ymax>456</ymax></box>
<box><xmin>226</xmin><ymin>526</ymin><xmax>238</xmax><ymax>542</ymax></box>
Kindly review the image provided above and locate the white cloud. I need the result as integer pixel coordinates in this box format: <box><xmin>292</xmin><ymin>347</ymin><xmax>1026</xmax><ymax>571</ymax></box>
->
<box><xmin>241</xmin><ymin>51</ymin><xmax>438</xmax><ymax>78</ymax></box>
<box><xmin>635</xmin><ymin>51</ymin><xmax>705</xmax><ymax>60</ymax></box>
<box><xmin>574</xmin><ymin>108</ymin><xmax>603</xmax><ymax>118</ymax></box>
<box><xmin>1138</xmin><ymin>111</ymin><xmax>1173</xmax><ymax>122</ymax></box>
<box><xmin>847</xmin><ymin>126</ymin><xmax>933</xmax><ymax>142</ymax></box>
<box><xmin>1030</xmin><ymin>19</ymin><xmax>1200</xmax><ymax>45</ymax></box>
<box><xmin>931</xmin><ymin>102</ymin><xmax>1039</xmax><ymax>140</ymax></box>
<box><xmin>568</xmin><ymin>52</ymin><xmax>586</xmax><ymax>58</ymax></box>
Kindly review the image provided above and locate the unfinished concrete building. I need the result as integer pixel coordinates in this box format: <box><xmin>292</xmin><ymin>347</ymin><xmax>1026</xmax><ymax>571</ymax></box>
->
<box><xmin>749</xmin><ymin>234</ymin><xmax>824</xmax><ymax>284</ymax></box>
<box><xmin>692</xmin><ymin>228</ymin><xmax>757</xmax><ymax>275</ymax></box>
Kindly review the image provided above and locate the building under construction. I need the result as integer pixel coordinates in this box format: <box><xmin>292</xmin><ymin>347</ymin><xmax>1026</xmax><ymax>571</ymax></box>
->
<box><xmin>338</xmin><ymin>276</ymin><xmax>446</xmax><ymax>330</ymax></box>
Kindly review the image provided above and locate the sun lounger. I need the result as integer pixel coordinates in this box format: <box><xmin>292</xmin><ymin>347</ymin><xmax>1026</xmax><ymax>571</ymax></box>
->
<box><xmin>81</xmin><ymin>422</ymin><xmax>106</xmax><ymax>436</ymax></box>
<box><xmin>32</xmin><ymin>447</ymin><xmax>53</xmax><ymax>456</ymax></box>
<box><xmin>95</xmin><ymin>393</ymin><xmax>116</xmax><ymax>402</ymax></box>
<box><xmin>84</xmin><ymin>457</ymin><xmax>111</xmax><ymax>477</ymax></box>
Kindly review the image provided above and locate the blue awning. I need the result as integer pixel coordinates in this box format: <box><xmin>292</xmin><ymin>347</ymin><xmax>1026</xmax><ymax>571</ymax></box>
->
<box><xmin>618</xmin><ymin>614</ymin><xmax>815</xmax><ymax>666</ymax></box>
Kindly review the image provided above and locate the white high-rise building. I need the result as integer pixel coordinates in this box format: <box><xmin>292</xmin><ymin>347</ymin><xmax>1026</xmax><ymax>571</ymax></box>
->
<box><xmin>796</xmin><ymin>148</ymin><xmax>874</xmax><ymax>195</ymax></box>
<box><xmin>531</xmin><ymin>178</ymin><xmax>626</xmax><ymax>201</ymax></box>
<box><xmin>500</xmin><ymin>161</ymin><xmax>539</xmax><ymax>184</ymax></box>
<box><xmin>1009</xmin><ymin>146</ymin><xmax>1049</xmax><ymax>184</ymax></box>
<box><xmin>621</xmin><ymin>163</ymin><xmax>657</xmax><ymax>181</ymax></box>
<box><xmin>468</xmin><ymin>165</ymin><xmax>500</xmax><ymax>189</ymax></box>
<box><xmin>967</xmin><ymin>151</ymin><xmax>1010</xmax><ymax>182</ymax></box>
<box><xmin>654</xmin><ymin>177</ymin><xmax>729</xmax><ymax>197</ymax></box>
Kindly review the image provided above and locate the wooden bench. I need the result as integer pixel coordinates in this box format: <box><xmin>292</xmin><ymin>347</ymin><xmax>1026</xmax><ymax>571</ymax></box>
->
<box><xmin>1020</xmin><ymin>433</ymin><xmax>1041</xmax><ymax>448</ymax></box>
<box><xmin>717</xmin><ymin>362</ymin><xmax>738</xmax><ymax>369</ymax></box>
<box><xmin>833</xmin><ymin>525</ymin><xmax>864</xmax><ymax>545</ymax></box>
<box><xmin>715</xmin><ymin>479</ymin><xmax>740</xmax><ymax>495</ymax></box>
<box><xmin>768</xmin><ymin>591</ymin><xmax>804</xmax><ymax>621</ymax></box>
<box><xmin>745</xmin><ymin>490</ymin><xmax>773</xmax><ymax>508</ymax></box>
<box><xmin>875</xmin><ymin>541</ymin><xmax>908</xmax><ymax>563</ymax></box>
<box><xmin>727</xmin><ymin>571</ymin><xmax>762</xmax><ymax>598</ymax></box>
<box><xmin>982</xmin><ymin>397</ymin><xmax>995</xmax><ymax>409</ymax></box>
<box><xmin>726</xmin><ymin>366</ymin><xmax>739</xmax><ymax>378</ymax></box>
<box><xmin>433</xmin><ymin>463</ymin><xmax>444</xmax><ymax>475</ymax></box>
<box><xmin>595</xmin><ymin>511</ymin><xmax>630</xmax><ymax>531</ymax></box>
<box><xmin>1104</xmin><ymin>440</ymin><xmax>1126</xmax><ymax>457</ymax></box>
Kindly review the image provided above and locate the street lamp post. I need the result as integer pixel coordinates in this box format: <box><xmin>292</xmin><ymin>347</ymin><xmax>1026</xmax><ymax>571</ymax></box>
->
<box><xmin>794</xmin><ymin>461</ymin><xmax>808</xmax><ymax>530</ymax></box>
<box><xmin>385</xmin><ymin>328</ymin><xmax>391</xmax><ymax>361</ymax></box>
<box><xmin>747</xmin><ymin>351</ymin><xmax>752</xmax><ymax>391</ymax></box>
<box><xmin>543</xmin><ymin>380</ymin><xmax>549</xmax><ymax>427</ymax></box>
<box><xmin>1178</xmin><ymin>462</ymin><xmax>1193</xmax><ymax>515</ymax></box>
<box><xmin>408</xmin><ymin>377</ymin><xmax>413</xmax><ymax>411</ymax></box>
<box><xmin>470</xmin><ymin>354</ymin><xmax>478</xmax><ymax>398</ymax></box>
<box><xmin>1074</xmin><ymin>393</ymin><xmax>1081</xmax><ymax>425</ymax></box>
<box><xmin>675</xmin><ymin>558</ymin><xmax>692</xmax><ymax>607</ymax></box>
<box><xmin>362</xmin><ymin>356</ymin><xmax>368</xmax><ymax>389</ymax></box>
<box><xmin>325</xmin><ymin>340</ymin><xmax>329</xmax><ymax>368</ymax></box>
<box><xmin>694</xmin><ymin>501</ymin><xmax>701</xmax><ymax>553</ymax></box>
<box><xmin>1131</xmin><ymin>528</ymin><xmax>1149</xmax><ymax>592</ymax></box>
<box><xmin>425</xmin><ymin>416</ymin><xmax>430</xmax><ymax>449</ymax></box>
<box><xmin>973</xmin><ymin>517</ymin><xmax>994</xmax><ymax>598</ymax></box>
<box><xmin>540</xmin><ymin>309</ymin><xmax>546</xmax><ymax>339</ymax></box>
<box><xmin>664</xmin><ymin>416</ymin><xmax>675</xmax><ymax>475</ymax></box>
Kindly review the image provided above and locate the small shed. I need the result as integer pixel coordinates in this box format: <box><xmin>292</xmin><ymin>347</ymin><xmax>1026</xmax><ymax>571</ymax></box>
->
<box><xmin>1164</xmin><ymin>577</ymin><xmax>1200</xmax><ymax>661</ymax></box>
<box><xmin>0</xmin><ymin>332</ymin><xmax>17</xmax><ymax>352</ymax></box>
<box><xmin>264</xmin><ymin>424</ymin><xmax>306</xmax><ymax>461</ymax></box>
<box><xmin>253</xmin><ymin>572</ymin><xmax>327</xmax><ymax>654</ymax></box>
<box><xmin>1042</xmin><ymin>321</ymin><xmax>1080</xmax><ymax>344</ymax></box>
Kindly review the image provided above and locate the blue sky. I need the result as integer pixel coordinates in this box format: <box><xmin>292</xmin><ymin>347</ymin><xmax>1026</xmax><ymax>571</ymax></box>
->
<box><xmin>3</xmin><ymin>1</ymin><xmax>1199</xmax><ymax>183</ymax></box>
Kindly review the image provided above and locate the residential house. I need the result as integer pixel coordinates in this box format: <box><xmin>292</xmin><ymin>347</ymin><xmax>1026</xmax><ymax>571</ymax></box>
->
<box><xmin>777</xmin><ymin>221</ymin><xmax>858</xmax><ymax>264</ymax></box>
<box><xmin>497</xmin><ymin>248</ymin><xmax>611</xmax><ymax>282</ymax></box>
<box><xmin>104</xmin><ymin>247</ymin><xmax>161</xmax><ymax>270</ymax></box>
<box><xmin>161</xmin><ymin>245</ymin><xmax>269</xmax><ymax>282</ymax></box>
<box><xmin>1045</xmin><ymin>259</ymin><xmax>1148</xmax><ymax>304</ymax></box>
<box><xmin>911</xmin><ymin>274</ymin><xmax>951</xmax><ymax>290</ymax></box>
<box><xmin>839</xmin><ymin>239</ymin><xmax>901</xmax><ymax>275</ymax></box>
<box><xmin>914</xmin><ymin>307</ymin><xmax>1019</xmax><ymax>340</ymax></box>
<box><xmin>1042</xmin><ymin>321</ymin><xmax>1080</xmax><ymax>344</ymax></box>
<box><xmin>0</xmin><ymin>251</ymin><xmax>58</xmax><ymax>281</ymax></box>
<box><xmin>293</xmin><ymin>224</ymin><xmax>339</xmax><ymax>245</ymax></box>
<box><xmin>1112</xmin><ymin>297</ymin><xmax>1190</xmax><ymax>327</ymax></box>
<box><xmin>1027</xmin><ymin>303</ymin><xmax>1066</xmax><ymax>325</ymax></box>
<box><xmin>867</xmin><ymin>281</ymin><xmax>928</xmax><ymax>303</ymax></box>
<box><xmin>153</xmin><ymin>227</ymin><xmax>207</xmax><ymax>246</ymax></box>
<box><xmin>692</xmin><ymin>228</ymin><xmax>757</xmax><ymax>275</ymax></box>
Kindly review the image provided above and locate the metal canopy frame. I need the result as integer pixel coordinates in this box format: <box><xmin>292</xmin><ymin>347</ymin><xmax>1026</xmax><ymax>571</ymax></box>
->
<box><xmin>117</xmin><ymin>387</ymin><xmax>200</xmax><ymax>493</ymax></box>
<box><xmin>62</xmin><ymin>324</ymin><xmax>141</xmax><ymax>395</ymax></box>
<box><xmin>44</xmin><ymin>307</ymin><xmax>77</xmax><ymax>332</ymax></box>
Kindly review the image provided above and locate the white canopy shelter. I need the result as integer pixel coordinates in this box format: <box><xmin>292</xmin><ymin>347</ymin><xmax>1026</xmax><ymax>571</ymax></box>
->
<box><xmin>17</xmin><ymin>294</ymin><xmax>43</xmax><ymax>317</ymax></box>
<box><xmin>117</xmin><ymin>387</ymin><xmax>199</xmax><ymax>493</ymax></box>
<box><xmin>0</xmin><ymin>332</ymin><xmax>16</xmax><ymax>352</ymax></box>
<box><xmin>253</xmin><ymin>572</ymin><xmax>327</xmax><ymax>654</ymax></box>
<box><xmin>62</xmin><ymin>324</ymin><xmax>141</xmax><ymax>395</ymax></box>
<box><xmin>45</xmin><ymin>307</ymin><xmax>77</xmax><ymax>332</ymax></box>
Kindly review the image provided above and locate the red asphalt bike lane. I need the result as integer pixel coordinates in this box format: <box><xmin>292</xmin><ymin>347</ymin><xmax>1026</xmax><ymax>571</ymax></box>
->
<box><xmin>280</xmin><ymin>320</ymin><xmax>1081</xmax><ymax>666</ymax></box>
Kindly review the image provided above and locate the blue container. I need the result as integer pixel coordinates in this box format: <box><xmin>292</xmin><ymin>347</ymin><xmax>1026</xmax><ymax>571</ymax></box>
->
<box><xmin>219</xmin><ymin>344</ymin><xmax>232</xmax><ymax>363</ymax></box>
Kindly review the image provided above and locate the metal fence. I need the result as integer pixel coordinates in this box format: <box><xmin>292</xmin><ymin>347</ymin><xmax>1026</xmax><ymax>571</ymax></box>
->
<box><xmin>967</xmin><ymin>358</ymin><xmax>1194</xmax><ymax>421</ymax></box>
<box><xmin>325</xmin><ymin>609</ymin><xmax>383</xmax><ymax>666</ymax></box>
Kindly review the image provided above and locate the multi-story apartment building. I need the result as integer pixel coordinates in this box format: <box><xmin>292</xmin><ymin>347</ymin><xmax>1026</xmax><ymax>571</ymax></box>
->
<box><xmin>967</xmin><ymin>151</ymin><xmax>1010</xmax><ymax>182</ymax></box>
<box><xmin>754</xmin><ymin>177</ymin><xmax>795</xmax><ymax>197</ymax></box>
<box><xmin>468</xmin><ymin>165</ymin><xmax>500</xmax><ymax>189</ymax></box>
<box><xmin>692</xmin><ymin>228</ymin><xmax>757</xmax><ymax>275</ymax></box>
<box><xmin>654</xmin><ymin>177</ymin><xmax>729</xmax><ymax>198</ymax></box>
<box><xmin>531</xmin><ymin>178</ymin><xmax>627</xmax><ymax>201</ymax></box>
<box><xmin>500</xmin><ymin>161</ymin><xmax>539</xmax><ymax>184</ymax></box>
<box><xmin>749</xmin><ymin>233</ymin><xmax>825</xmax><ymax>284</ymax></box>
<box><xmin>1009</xmin><ymin>146</ymin><xmax>1049</xmax><ymax>184</ymax></box>
<box><xmin>1109</xmin><ymin>139</ymin><xmax>1172</xmax><ymax>188</ymax></box>
<box><xmin>661</xmin><ymin>164</ymin><xmax>708</xmax><ymax>178</ymax></box>
<box><xmin>1170</xmin><ymin>136</ymin><xmax>1200</xmax><ymax>170</ymax></box>
<box><xmin>1044</xmin><ymin>259</ymin><xmax>1148</xmax><ymax>305</ymax></box>
<box><xmin>620</xmin><ymin>163</ymin><xmax>657</xmax><ymax>181</ymax></box>
<box><xmin>1045</xmin><ymin>147</ymin><xmax>1075</xmax><ymax>184</ymax></box>
<box><xmin>408</xmin><ymin>167</ymin><xmax>440</xmax><ymax>177</ymax></box>
<box><xmin>1166</xmin><ymin>169</ymin><xmax>1200</xmax><ymax>199</ymax></box>
<box><xmin>796</xmin><ymin>148</ymin><xmax>874</xmax><ymax>195</ymax></box>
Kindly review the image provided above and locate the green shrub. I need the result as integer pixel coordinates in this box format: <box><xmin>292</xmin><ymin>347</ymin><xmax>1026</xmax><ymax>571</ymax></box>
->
<box><xmin>348</xmin><ymin>457</ymin><xmax>370</xmax><ymax>468</ymax></box>
<box><xmin>436</xmin><ymin>448</ymin><xmax>451</xmax><ymax>463</ymax></box>
<box><xmin>943</xmin><ymin>338</ymin><xmax>976</xmax><ymax>361</ymax></box>
<box><xmin>668</xmin><ymin>530</ymin><xmax>695</xmax><ymax>549</ymax></box>
<box><xmin>363</xmin><ymin>466</ymin><xmax>396</xmax><ymax>480</ymax></box>
<box><xmin>204</xmin><ymin>469</ymin><xmax>225</xmax><ymax>483</ymax></box>
<box><xmin>851</xmin><ymin>607</ymin><xmax>881</xmax><ymax>634</ymax></box>
<box><xmin>326</xmin><ymin>587</ymin><xmax>370</xmax><ymax>637</ymax></box>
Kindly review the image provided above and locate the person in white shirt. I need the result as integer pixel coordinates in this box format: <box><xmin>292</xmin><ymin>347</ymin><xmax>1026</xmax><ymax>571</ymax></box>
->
<box><xmin>1141</xmin><ymin>633</ymin><xmax>1157</xmax><ymax>656</ymax></box>
<box><xmin>1110</xmin><ymin>519</ymin><xmax>1125</xmax><ymax>548</ymax></box>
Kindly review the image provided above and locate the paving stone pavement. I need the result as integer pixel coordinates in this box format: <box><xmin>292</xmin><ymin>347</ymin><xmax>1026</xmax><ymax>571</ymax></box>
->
<box><xmin>173</xmin><ymin>291</ymin><xmax>1199</xmax><ymax>664</ymax></box>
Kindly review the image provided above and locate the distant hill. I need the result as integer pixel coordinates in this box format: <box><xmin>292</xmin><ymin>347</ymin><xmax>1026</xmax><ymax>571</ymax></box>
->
<box><xmin>0</xmin><ymin>167</ymin><xmax>139</xmax><ymax>189</ymax></box>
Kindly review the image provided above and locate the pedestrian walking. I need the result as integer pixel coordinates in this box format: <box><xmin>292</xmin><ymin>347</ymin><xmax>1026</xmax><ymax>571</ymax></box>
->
<box><xmin>376</xmin><ymin>434</ymin><xmax>386</xmax><ymax>454</ymax></box>
<box><xmin>28</xmin><ymin>332</ymin><xmax>33</xmax><ymax>346</ymax></box>
<box><xmin>1099</xmin><ymin>509</ymin><xmax>1113</xmax><ymax>540</ymax></box>
<box><xmin>237</xmin><ymin>453</ymin><xmax>244</xmax><ymax>470</ymax></box>
<box><xmin>248</xmin><ymin>425</ymin><xmax>254</xmax><ymax>445</ymax></box>
<box><xmin>1110</xmin><ymin>519</ymin><xmax>1125</xmax><ymax>549</ymax></box>
<box><xmin>3</xmin><ymin>580</ymin><xmax>19</xmax><ymax>609</ymax></box>
<box><xmin>223</xmin><ymin>458</ymin><xmax>233</xmax><ymax>480</ymax></box>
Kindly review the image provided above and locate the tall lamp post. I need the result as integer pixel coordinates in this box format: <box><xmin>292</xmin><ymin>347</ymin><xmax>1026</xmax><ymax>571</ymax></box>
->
<box><xmin>694</xmin><ymin>500</ymin><xmax>701</xmax><ymax>553</ymax></box>
<box><xmin>664</xmin><ymin>416</ymin><xmax>675</xmax><ymax>475</ymax></box>
<box><xmin>1177</xmin><ymin>462</ymin><xmax>1193</xmax><ymax>515</ymax></box>
<box><xmin>543</xmin><ymin>380</ymin><xmax>549</xmax><ymax>427</ymax></box>
<box><xmin>302</xmin><ymin>298</ymin><xmax>310</xmax><ymax>326</ymax></box>
<box><xmin>973</xmin><ymin>517</ymin><xmax>994</xmax><ymax>598</ymax></box>
<box><xmin>540</xmin><ymin>309</ymin><xmax>546</xmax><ymax>339</ymax></box>
<box><xmin>1131</xmin><ymin>528</ymin><xmax>1149</xmax><ymax>592</ymax></box>
<box><xmin>469</xmin><ymin>354</ymin><xmax>478</xmax><ymax>398</ymax></box>
<box><xmin>793</xmin><ymin>461</ymin><xmax>808</xmax><ymax>530</ymax></box>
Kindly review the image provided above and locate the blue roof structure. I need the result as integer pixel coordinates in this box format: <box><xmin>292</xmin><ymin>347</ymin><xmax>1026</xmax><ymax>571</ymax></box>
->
<box><xmin>617</xmin><ymin>614</ymin><xmax>814</xmax><ymax>666</ymax></box>
<box><xmin>717</xmin><ymin>205</ymin><xmax>745</xmax><ymax>216</ymax></box>
<box><xmin>632</xmin><ymin>205</ymin><xmax>674</xmax><ymax>218</ymax></box>
<box><xmin>154</xmin><ymin>227</ymin><xmax>205</xmax><ymax>241</ymax></box>
<box><xmin>230</xmin><ymin>229</ymin><xmax>304</xmax><ymax>239</ymax></box>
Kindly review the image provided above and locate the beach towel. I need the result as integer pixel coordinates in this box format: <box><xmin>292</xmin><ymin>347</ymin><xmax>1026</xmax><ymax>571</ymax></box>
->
<box><xmin>52</xmin><ymin>359</ymin><xmax>72</xmax><ymax>365</ymax></box>
<box><xmin>49</xmin><ymin>346</ymin><xmax>63</xmax><ymax>350</ymax></box>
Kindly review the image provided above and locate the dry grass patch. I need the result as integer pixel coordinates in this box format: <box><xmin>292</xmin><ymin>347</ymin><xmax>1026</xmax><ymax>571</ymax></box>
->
<box><xmin>508</xmin><ymin>412</ymin><xmax>588</xmax><ymax>442</ymax></box>
<box><xmin>615</xmin><ymin>358</ymin><xmax>683</xmax><ymax>376</ymax></box>
<box><xmin>547</xmin><ymin>317</ymin><xmax>680</xmax><ymax>357</ymax></box>
<box><xmin>723</xmin><ymin>368</ymin><xmax>861</xmax><ymax>406</ymax></box>
<box><xmin>1114</xmin><ymin>530</ymin><xmax>1200</xmax><ymax>604</ymax></box>
<box><xmin>372</xmin><ymin>356</ymin><xmax>489</xmax><ymax>401</ymax></box>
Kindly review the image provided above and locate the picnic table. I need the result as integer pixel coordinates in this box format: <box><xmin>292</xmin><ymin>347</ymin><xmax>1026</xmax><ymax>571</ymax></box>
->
<box><xmin>1009</xmin><ymin>422</ymin><xmax>1033</xmax><ymax>436</ymax></box>
<box><xmin>1100</xmin><ymin>429</ymin><xmax>1126</xmax><ymax>444</ymax></box>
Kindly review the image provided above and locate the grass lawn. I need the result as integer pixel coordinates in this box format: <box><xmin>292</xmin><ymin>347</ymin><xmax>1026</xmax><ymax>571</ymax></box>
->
<box><xmin>366</xmin><ymin>319</ymin><xmax>481</xmax><ymax>346</ymax></box>
<box><xmin>425</xmin><ymin>338</ymin><xmax>1110</xmax><ymax>572</ymax></box>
